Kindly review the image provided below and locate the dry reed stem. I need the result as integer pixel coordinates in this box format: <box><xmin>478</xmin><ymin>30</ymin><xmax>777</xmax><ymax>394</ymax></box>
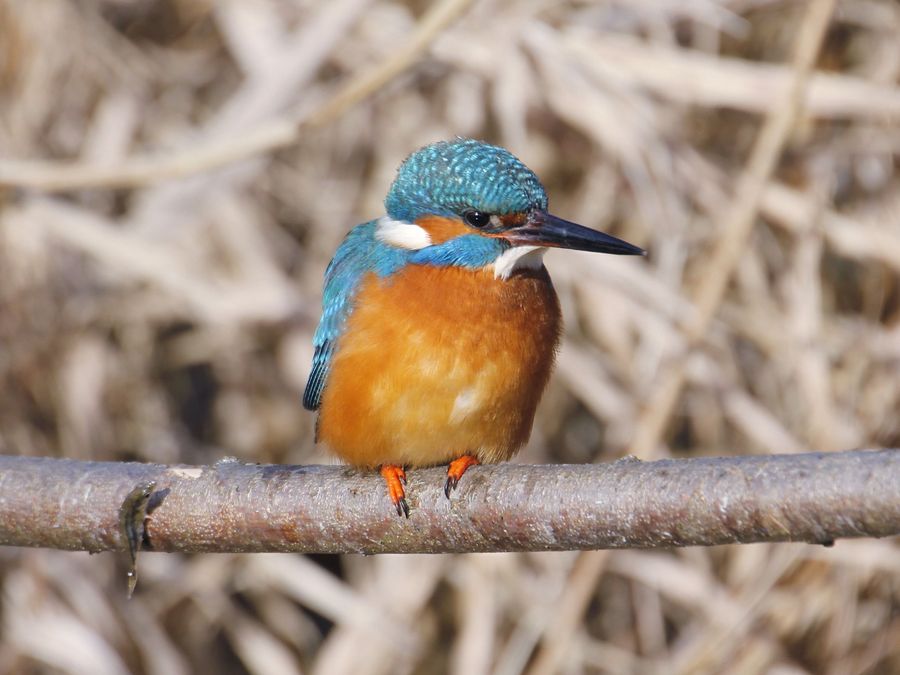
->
<box><xmin>525</xmin><ymin>550</ymin><xmax>610</xmax><ymax>675</ymax></box>
<box><xmin>630</xmin><ymin>0</ymin><xmax>838</xmax><ymax>458</ymax></box>
<box><xmin>0</xmin><ymin>0</ymin><xmax>473</xmax><ymax>192</ymax></box>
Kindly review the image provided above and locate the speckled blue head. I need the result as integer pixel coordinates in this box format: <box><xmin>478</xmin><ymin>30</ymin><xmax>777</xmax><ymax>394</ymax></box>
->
<box><xmin>384</xmin><ymin>139</ymin><xmax>548</xmax><ymax>222</ymax></box>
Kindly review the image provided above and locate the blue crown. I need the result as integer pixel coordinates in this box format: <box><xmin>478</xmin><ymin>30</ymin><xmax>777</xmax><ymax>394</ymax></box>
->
<box><xmin>384</xmin><ymin>139</ymin><xmax>549</xmax><ymax>222</ymax></box>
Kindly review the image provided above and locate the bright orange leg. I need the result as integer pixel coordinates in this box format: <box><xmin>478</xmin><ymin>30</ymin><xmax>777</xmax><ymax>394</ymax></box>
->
<box><xmin>380</xmin><ymin>464</ymin><xmax>409</xmax><ymax>518</ymax></box>
<box><xmin>445</xmin><ymin>455</ymin><xmax>480</xmax><ymax>498</ymax></box>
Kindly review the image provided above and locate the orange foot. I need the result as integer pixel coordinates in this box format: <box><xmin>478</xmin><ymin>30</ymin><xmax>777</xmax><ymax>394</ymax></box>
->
<box><xmin>380</xmin><ymin>464</ymin><xmax>409</xmax><ymax>518</ymax></box>
<box><xmin>445</xmin><ymin>455</ymin><xmax>480</xmax><ymax>498</ymax></box>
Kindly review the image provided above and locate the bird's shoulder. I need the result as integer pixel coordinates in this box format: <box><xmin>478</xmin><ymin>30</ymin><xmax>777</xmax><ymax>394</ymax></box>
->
<box><xmin>303</xmin><ymin>220</ymin><xmax>408</xmax><ymax>411</ymax></box>
<box><xmin>319</xmin><ymin>220</ymin><xmax>412</xmax><ymax>317</ymax></box>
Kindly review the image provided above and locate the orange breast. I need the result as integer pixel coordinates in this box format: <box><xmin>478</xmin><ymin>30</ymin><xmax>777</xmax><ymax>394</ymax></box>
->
<box><xmin>316</xmin><ymin>264</ymin><xmax>562</xmax><ymax>468</ymax></box>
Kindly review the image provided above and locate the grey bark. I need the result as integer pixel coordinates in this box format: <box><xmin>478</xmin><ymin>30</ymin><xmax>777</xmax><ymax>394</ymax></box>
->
<box><xmin>0</xmin><ymin>451</ymin><xmax>897</xmax><ymax>555</ymax></box>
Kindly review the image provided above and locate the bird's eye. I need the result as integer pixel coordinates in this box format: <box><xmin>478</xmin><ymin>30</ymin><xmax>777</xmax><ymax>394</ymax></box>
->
<box><xmin>463</xmin><ymin>210</ymin><xmax>491</xmax><ymax>228</ymax></box>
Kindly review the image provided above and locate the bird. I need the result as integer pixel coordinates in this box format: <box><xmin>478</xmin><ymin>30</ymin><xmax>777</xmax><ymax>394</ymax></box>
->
<box><xmin>304</xmin><ymin>139</ymin><xmax>644</xmax><ymax>517</ymax></box>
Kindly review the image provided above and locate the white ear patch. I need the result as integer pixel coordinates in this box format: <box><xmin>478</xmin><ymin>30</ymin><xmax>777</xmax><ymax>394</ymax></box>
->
<box><xmin>493</xmin><ymin>245</ymin><xmax>547</xmax><ymax>280</ymax></box>
<box><xmin>376</xmin><ymin>216</ymin><xmax>432</xmax><ymax>250</ymax></box>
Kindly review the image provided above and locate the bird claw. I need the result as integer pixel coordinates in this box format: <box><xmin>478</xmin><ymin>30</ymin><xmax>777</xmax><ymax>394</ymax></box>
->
<box><xmin>444</xmin><ymin>455</ymin><xmax>480</xmax><ymax>499</ymax></box>
<box><xmin>444</xmin><ymin>476</ymin><xmax>458</xmax><ymax>499</ymax></box>
<box><xmin>380</xmin><ymin>465</ymin><xmax>409</xmax><ymax>518</ymax></box>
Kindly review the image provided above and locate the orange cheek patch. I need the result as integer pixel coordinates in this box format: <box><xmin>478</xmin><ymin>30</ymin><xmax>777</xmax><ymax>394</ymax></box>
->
<box><xmin>415</xmin><ymin>216</ymin><xmax>470</xmax><ymax>244</ymax></box>
<box><xmin>499</xmin><ymin>213</ymin><xmax>527</xmax><ymax>227</ymax></box>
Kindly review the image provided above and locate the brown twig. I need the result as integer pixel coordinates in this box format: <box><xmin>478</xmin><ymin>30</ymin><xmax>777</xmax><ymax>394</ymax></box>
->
<box><xmin>0</xmin><ymin>450</ymin><xmax>897</xmax><ymax>555</ymax></box>
<box><xmin>629</xmin><ymin>0</ymin><xmax>837</xmax><ymax>458</ymax></box>
<box><xmin>0</xmin><ymin>0</ymin><xmax>474</xmax><ymax>192</ymax></box>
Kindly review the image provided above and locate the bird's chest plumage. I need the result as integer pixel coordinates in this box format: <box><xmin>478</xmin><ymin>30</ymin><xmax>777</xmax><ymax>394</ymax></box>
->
<box><xmin>316</xmin><ymin>263</ymin><xmax>562</xmax><ymax>467</ymax></box>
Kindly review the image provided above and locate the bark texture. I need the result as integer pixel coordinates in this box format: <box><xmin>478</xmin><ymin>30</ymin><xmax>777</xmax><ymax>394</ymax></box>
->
<box><xmin>0</xmin><ymin>451</ymin><xmax>897</xmax><ymax>554</ymax></box>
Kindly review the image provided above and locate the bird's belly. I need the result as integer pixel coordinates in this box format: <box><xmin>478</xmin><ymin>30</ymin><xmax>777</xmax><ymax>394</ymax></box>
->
<box><xmin>316</xmin><ymin>264</ymin><xmax>562</xmax><ymax>468</ymax></box>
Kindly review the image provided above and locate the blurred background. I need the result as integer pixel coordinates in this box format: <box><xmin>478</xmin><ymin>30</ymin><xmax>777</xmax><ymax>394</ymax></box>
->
<box><xmin>1</xmin><ymin>0</ymin><xmax>899</xmax><ymax>673</ymax></box>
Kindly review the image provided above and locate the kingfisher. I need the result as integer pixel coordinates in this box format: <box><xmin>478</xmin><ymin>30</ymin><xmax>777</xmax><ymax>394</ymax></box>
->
<box><xmin>304</xmin><ymin>139</ymin><xmax>644</xmax><ymax>517</ymax></box>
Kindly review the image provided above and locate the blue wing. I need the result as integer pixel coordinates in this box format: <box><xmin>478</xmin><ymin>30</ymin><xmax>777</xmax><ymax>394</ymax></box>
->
<box><xmin>303</xmin><ymin>221</ymin><xmax>408</xmax><ymax>411</ymax></box>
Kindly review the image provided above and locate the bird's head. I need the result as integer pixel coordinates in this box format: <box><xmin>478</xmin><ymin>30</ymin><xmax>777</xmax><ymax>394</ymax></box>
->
<box><xmin>380</xmin><ymin>139</ymin><xmax>644</xmax><ymax>277</ymax></box>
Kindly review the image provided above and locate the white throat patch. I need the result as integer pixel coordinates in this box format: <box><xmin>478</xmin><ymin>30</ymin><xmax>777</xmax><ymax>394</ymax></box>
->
<box><xmin>493</xmin><ymin>246</ymin><xmax>547</xmax><ymax>280</ymax></box>
<box><xmin>375</xmin><ymin>216</ymin><xmax>432</xmax><ymax>250</ymax></box>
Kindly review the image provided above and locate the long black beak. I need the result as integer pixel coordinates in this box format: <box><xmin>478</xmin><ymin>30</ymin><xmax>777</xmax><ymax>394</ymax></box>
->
<box><xmin>503</xmin><ymin>210</ymin><xmax>645</xmax><ymax>256</ymax></box>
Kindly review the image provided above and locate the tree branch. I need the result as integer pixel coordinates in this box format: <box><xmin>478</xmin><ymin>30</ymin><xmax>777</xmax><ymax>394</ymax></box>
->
<box><xmin>1</xmin><ymin>451</ymin><xmax>897</xmax><ymax>554</ymax></box>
